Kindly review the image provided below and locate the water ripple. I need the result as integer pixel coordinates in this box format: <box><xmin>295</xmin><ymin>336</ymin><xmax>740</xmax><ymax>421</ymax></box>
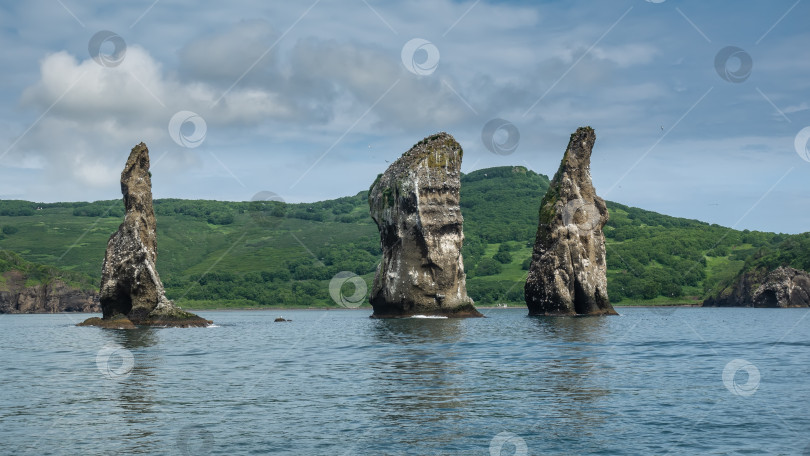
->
<box><xmin>1</xmin><ymin>308</ymin><xmax>809</xmax><ymax>455</ymax></box>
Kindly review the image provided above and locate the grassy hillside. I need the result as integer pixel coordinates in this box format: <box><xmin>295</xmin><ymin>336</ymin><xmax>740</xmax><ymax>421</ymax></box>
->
<box><xmin>0</xmin><ymin>166</ymin><xmax>789</xmax><ymax>308</ymax></box>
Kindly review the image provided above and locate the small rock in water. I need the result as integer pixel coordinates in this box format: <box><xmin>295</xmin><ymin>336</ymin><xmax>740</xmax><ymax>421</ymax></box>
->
<box><xmin>76</xmin><ymin>315</ymin><xmax>136</xmax><ymax>329</ymax></box>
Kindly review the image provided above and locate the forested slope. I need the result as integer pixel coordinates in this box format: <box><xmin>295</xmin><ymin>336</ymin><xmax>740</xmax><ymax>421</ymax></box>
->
<box><xmin>0</xmin><ymin>166</ymin><xmax>790</xmax><ymax>308</ymax></box>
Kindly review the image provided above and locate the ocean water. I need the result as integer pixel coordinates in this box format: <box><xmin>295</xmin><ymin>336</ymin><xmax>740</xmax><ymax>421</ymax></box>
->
<box><xmin>2</xmin><ymin>307</ymin><xmax>809</xmax><ymax>455</ymax></box>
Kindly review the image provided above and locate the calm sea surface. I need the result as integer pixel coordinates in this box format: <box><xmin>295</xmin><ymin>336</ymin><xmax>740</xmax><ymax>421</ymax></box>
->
<box><xmin>2</xmin><ymin>307</ymin><xmax>809</xmax><ymax>455</ymax></box>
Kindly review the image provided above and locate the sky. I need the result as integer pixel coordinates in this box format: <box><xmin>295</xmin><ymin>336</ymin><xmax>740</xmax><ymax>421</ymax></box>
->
<box><xmin>0</xmin><ymin>0</ymin><xmax>808</xmax><ymax>233</ymax></box>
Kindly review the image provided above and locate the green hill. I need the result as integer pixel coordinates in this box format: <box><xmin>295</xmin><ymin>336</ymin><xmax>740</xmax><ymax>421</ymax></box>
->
<box><xmin>0</xmin><ymin>166</ymin><xmax>789</xmax><ymax>309</ymax></box>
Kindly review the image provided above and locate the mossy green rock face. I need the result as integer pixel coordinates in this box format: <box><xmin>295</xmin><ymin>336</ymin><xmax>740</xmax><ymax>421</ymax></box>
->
<box><xmin>79</xmin><ymin>143</ymin><xmax>210</xmax><ymax>328</ymax></box>
<box><xmin>524</xmin><ymin>127</ymin><xmax>616</xmax><ymax>316</ymax></box>
<box><xmin>367</xmin><ymin>133</ymin><xmax>482</xmax><ymax>318</ymax></box>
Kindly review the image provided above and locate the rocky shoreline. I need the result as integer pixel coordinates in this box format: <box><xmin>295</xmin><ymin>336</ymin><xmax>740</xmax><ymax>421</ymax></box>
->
<box><xmin>703</xmin><ymin>266</ymin><xmax>810</xmax><ymax>308</ymax></box>
<box><xmin>0</xmin><ymin>280</ymin><xmax>101</xmax><ymax>314</ymax></box>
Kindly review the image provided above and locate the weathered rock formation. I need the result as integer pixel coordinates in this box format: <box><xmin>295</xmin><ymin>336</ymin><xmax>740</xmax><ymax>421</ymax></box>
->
<box><xmin>703</xmin><ymin>266</ymin><xmax>810</xmax><ymax>307</ymax></box>
<box><xmin>0</xmin><ymin>252</ymin><xmax>100</xmax><ymax>313</ymax></box>
<box><xmin>368</xmin><ymin>132</ymin><xmax>481</xmax><ymax>318</ymax></box>
<box><xmin>524</xmin><ymin>127</ymin><xmax>616</xmax><ymax>316</ymax></box>
<box><xmin>79</xmin><ymin>143</ymin><xmax>210</xmax><ymax>328</ymax></box>
<box><xmin>0</xmin><ymin>274</ymin><xmax>99</xmax><ymax>314</ymax></box>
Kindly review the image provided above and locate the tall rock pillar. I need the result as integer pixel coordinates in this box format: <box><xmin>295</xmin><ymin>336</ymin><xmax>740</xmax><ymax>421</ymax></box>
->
<box><xmin>80</xmin><ymin>143</ymin><xmax>210</xmax><ymax>328</ymax></box>
<box><xmin>368</xmin><ymin>133</ymin><xmax>482</xmax><ymax>318</ymax></box>
<box><xmin>525</xmin><ymin>127</ymin><xmax>616</xmax><ymax>316</ymax></box>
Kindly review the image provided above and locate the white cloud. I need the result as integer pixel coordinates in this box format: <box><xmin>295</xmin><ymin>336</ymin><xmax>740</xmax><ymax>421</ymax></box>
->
<box><xmin>19</xmin><ymin>45</ymin><xmax>305</xmax><ymax>128</ymax></box>
<box><xmin>21</xmin><ymin>49</ymin><xmax>168</xmax><ymax>123</ymax></box>
<box><xmin>7</xmin><ymin>27</ymin><xmax>478</xmax><ymax>199</ymax></box>
<box><xmin>784</xmin><ymin>102</ymin><xmax>809</xmax><ymax>114</ymax></box>
<box><xmin>591</xmin><ymin>44</ymin><xmax>659</xmax><ymax>67</ymax></box>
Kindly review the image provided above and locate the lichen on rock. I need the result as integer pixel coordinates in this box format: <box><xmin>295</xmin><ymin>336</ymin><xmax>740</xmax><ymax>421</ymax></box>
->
<box><xmin>78</xmin><ymin>143</ymin><xmax>210</xmax><ymax>328</ymax></box>
<box><xmin>367</xmin><ymin>132</ymin><xmax>482</xmax><ymax>318</ymax></box>
<box><xmin>524</xmin><ymin>127</ymin><xmax>616</xmax><ymax>316</ymax></box>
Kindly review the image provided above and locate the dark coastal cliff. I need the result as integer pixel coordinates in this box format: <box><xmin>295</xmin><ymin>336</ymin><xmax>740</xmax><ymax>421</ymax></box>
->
<box><xmin>703</xmin><ymin>266</ymin><xmax>810</xmax><ymax>307</ymax></box>
<box><xmin>0</xmin><ymin>276</ymin><xmax>99</xmax><ymax>313</ymax></box>
<box><xmin>0</xmin><ymin>251</ymin><xmax>99</xmax><ymax>314</ymax></box>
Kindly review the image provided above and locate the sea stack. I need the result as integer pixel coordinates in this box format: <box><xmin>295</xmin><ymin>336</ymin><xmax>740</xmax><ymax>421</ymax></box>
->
<box><xmin>79</xmin><ymin>143</ymin><xmax>210</xmax><ymax>328</ymax></box>
<box><xmin>524</xmin><ymin>127</ymin><xmax>616</xmax><ymax>316</ymax></box>
<box><xmin>368</xmin><ymin>132</ymin><xmax>482</xmax><ymax>318</ymax></box>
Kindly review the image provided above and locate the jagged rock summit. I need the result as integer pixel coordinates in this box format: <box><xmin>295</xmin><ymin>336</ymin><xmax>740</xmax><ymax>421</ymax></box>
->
<box><xmin>79</xmin><ymin>143</ymin><xmax>210</xmax><ymax>328</ymax></box>
<box><xmin>368</xmin><ymin>132</ymin><xmax>482</xmax><ymax>318</ymax></box>
<box><xmin>524</xmin><ymin>127</ymin><xmax>616</xmax><ymax>316</ymax></box>
<box><xmin>703</xmin><ymin>266</ymin><xmax>810</xmax><ymax>308</ymax></box>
